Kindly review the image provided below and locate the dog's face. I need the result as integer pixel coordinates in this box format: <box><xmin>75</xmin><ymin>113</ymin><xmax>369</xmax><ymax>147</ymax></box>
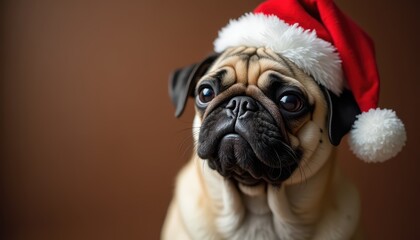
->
<box><xmin>170</xmin><ymin>47</ymin><xmax>359</xmax><ymax>186</ymax></box>
<box><xmin>194</xmin><ymin>47</ymin><xmax>332</xmax><ymax>186</ymax></box>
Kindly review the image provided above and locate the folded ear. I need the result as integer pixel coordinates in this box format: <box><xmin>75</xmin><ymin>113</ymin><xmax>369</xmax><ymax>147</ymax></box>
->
<box><xmin>322</xmin><ymin>87</ymin><xmax>361</xmax><ymax>146</ymax></box>
<box><xmin>169</xmin><ymin>54</ymin><xmax>219</xmax><ymax>117</ymax></box>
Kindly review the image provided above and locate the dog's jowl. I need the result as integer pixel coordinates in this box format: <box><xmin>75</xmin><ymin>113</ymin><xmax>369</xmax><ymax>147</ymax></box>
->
<box><xmin>162</xmin><ymin>0</ymin><xmax>406</xmax><ymax>239</ymax></box>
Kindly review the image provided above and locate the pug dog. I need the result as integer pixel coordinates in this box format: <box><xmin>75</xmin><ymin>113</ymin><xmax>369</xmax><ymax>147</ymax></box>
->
<box><xmin>161</xmin><ymin>46</ymin><xmax>363</xmax><ymax>240</ymax></box>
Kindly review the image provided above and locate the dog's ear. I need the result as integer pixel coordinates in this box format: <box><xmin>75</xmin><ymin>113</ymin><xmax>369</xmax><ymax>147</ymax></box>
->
<box><xmin>323</xmin><ymin>87</ymin><xmax>361</xmax><ymax>146</ymax></box>
<box><xmin>169</xmin><ymin>54</ymin><xmax>219</xmax><ymax>117</ymax></box>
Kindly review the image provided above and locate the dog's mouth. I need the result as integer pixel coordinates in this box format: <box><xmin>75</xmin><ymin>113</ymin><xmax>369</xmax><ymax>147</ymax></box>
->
<box><xmin>197</xmin><ymin>98</ymin><xmax>302</xmax><ymax>186</ymax></box>
<box><xmin>203</xmin><ymin>133</ymin><xmax>300</xmax><ymax>186</ymax></box>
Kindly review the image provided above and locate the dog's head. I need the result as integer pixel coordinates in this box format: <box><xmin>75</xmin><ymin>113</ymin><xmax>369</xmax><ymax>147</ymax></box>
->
<box><xmin>170</xmin><ymin>47</ymin><xmax>360</xmax><ymax>186</ymax></box>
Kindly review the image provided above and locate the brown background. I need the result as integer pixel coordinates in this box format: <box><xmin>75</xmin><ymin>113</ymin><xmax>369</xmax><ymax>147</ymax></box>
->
<box><xmin>1</xmin><ymin>0</ymin><xmax>419</xmax><ymax>239</ymax></box>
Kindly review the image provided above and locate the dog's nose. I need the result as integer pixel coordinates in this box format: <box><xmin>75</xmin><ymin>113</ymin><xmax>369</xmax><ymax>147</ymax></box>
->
<box><xmin>226</xmin><ymin>96</ymin><xmax>258</xmax><ymax>118</ymax></box>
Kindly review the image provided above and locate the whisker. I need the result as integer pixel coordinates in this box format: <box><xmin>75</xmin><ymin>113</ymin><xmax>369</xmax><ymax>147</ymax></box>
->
<box><xmin>296</xmin><ymin>147</ymin><xmax>319</xmax><ymax>186</ymax></box>
<box><xmin>271</xmin><ymin>146</ymin><xmax>284</xmax><ymax>181</ymax></box>
<box><xmin>177</xmin><ymin>131</ymin><xmax>201</xmax><ymax>161</ymax></box>
<box><xmin>175</xmin><ymin>126</ymin><xmax>201</xmax><ymax>135</ymax></box>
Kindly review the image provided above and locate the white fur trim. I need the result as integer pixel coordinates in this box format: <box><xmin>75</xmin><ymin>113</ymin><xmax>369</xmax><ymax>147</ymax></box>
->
<box><xmin>214</xmin><ymin>13</ymin><xmax>344</xmax><ymax>95</ymax></box>
<box><xmin>349</xmin><ymin>108</ymin><xmax>406</xmax><ymax>163</ymax></box>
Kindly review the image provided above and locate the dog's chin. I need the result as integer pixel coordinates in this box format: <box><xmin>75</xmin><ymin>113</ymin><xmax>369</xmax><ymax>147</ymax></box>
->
<box><xmin>201</xmin><ymin>133</ymin><xmax>300</xmax><ymax>187</ymax></box>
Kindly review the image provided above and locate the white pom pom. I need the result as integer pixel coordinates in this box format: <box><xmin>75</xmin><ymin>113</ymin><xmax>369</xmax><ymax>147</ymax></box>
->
<box><xmin>349</xmin><ymin>108</ymin><xmax>406</xmax><ymax>163</ymax></box>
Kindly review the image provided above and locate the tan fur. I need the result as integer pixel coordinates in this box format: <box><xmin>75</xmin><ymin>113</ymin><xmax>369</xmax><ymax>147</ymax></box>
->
<box><xmin>162</xmin><ymin>47</ymin><xmax>362</xmax><ymax>240</ymax></box>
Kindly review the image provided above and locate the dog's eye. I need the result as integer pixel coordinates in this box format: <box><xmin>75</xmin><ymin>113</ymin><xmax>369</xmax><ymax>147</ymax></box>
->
<box><xmin>279</xmin><ymin>94</ymin><xmax>303</xmax><ymax>112</ymax></box>
<box><xmin>198</xmin><ymin>86</ymin><xmax>215</xmax><ymax>104</ymax></box>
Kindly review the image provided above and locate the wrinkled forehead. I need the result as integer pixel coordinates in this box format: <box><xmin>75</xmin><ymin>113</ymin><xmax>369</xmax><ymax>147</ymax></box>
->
<box><xmin>201</xmin><ymin>47</ymin><xmax>317</xmax><ymax>92</ymax></box>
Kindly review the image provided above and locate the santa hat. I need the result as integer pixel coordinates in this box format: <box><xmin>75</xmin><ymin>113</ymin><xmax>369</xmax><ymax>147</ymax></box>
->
<box><xmin>213</xmin><ymin>0</ymin><xmax>406</xmax><ymax>163</ymax></box>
